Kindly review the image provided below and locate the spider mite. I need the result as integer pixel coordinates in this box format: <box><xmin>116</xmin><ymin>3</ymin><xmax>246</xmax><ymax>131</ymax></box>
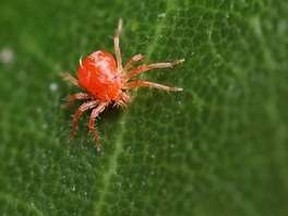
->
<box><xmin>62</xmin><ymin>19</ymin><xmax>184</xmax><ymax>151</ymax></box>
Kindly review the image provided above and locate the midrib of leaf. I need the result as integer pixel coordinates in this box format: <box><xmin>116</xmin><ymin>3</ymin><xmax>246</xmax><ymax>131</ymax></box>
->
<box><xmin>93</xmin><ymin>0</ymin><xmax>177</xmax><ymax>214</ymax></box>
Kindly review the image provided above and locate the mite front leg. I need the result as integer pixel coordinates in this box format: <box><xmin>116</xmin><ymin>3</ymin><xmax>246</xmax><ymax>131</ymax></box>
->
<box><xmin>126</xmin><ymin>59</ymin><xmax>185</xmax><ymax>79</ymax></box>
<box><xmin>71</xmin><ymin>101</ymin><xmax>98</xmax><ymax>138</ymax></box>
<box><xmin>88</xmin><ymin>102</ymin><xmax>108</xmax><ymax>151</ymax></box>
<box><xmin>114</xmin><ymin>19</ymin><xmax>123</xmax><ymax>71</ymax></box>
<box><xmin>123</xmin><ymin>54</ymin><xmax>144</xmax><ymax>71</ymax></box>
<box><xmin>65</xmin><ymin>92</ymin><xmax>91</xmax><ymax>108</ymax></box>
<box><xmin>125</xmin><ymin>80</ymin><xmax>183</xmax><ymax>92</ymax></box>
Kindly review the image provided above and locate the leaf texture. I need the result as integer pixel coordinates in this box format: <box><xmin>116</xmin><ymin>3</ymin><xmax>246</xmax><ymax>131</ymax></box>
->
<box><xmin>0</xmin><ymin>0</ymin><xmax>287</xmax><ymax>215</ymax></box>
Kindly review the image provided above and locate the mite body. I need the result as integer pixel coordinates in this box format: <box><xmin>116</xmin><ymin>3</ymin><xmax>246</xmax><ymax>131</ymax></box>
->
<box><xmin>63</xmin><ymin>19</ymin><xmax>184</xmax><ymax>151</ymax></box>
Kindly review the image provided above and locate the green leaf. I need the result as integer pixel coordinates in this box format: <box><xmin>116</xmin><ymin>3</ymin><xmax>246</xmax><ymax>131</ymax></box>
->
<box><xmin>0</xmin><ymin>0</ymin><xmax>287</xmax><ymax>215</ymax></box>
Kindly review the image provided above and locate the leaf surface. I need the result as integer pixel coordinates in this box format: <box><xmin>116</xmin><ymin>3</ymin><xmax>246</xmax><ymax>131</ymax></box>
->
<box><xmin>0</xmin><ymin>0</ymin><xmax>287</xmax><ymax>215</ymax></box>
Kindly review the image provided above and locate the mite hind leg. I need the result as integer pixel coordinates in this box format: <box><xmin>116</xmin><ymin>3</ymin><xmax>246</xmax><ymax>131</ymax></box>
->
<box><xmin>61</xmin><ymin>72</ymin><xmax>80</xmax><ymax>87</ymax></box>
<box><xmin>64</xmin><ymin>92</ymin><xmax>91</xmax><ymax>108</ymax></box>
<box><xmin>71</xmin><ymin>101</ymin><xmax>98</xmax><ymax>138</ymax></box>
<box><xmin>88</xmin><ymin>102</ymin><xmax>108</xmax><ymax>151</ymax></box>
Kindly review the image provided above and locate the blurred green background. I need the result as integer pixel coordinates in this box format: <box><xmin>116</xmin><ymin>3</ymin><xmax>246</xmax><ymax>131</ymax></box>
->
<box><xmin>0</xmin><ymin>0</ymin><xmax>288</xmax><ymax>215</ymax></box>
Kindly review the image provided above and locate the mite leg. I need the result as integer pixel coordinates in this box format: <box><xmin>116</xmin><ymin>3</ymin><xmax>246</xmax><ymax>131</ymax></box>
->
<box><xmin>71</xmin><ymin>101</ymin><xmax>98</xmax><ymax>138</ymax></box>
<box><xmin>65</xmin><ymin>92</ymin><xmax>91</xmax><ymax>108</ymax></box>
<box><xmin>61</xmin><ymin>72</ymin><xmax>80</xmax><ymax>87</ymax></box>
<box><xmin>123</xmin><ymin>54</ymin><xmax>144</xmax><ymax>71</ymax></box>
<box><xmin>117</xmin><ymin>92</ymin><xmax>131</xmax><ymax>107</ymax></box>
<box><xmin>88</xmin><ymin>102</ymin><xmax>108</xmax><ymax>151</ymax></box>
<box><xmin>125</xmin><ymin>80</ymin><xmax>183</xmax><ymax>92</ymax></box>
<box><xmin>126</xmin><ymin>59</ymin><xmax>185</xmax><ymax>79</ymax></box>
<box><xmin>114</xmin><ymin>19</ymin><xmax>123</xmax><ymax>71</ymax></box>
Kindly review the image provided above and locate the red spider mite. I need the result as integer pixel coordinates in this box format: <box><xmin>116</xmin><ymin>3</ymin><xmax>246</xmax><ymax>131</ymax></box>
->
<box><xmin>62</xmin><ymin>19</ymin><xmax>184</xmax><ymax>151</ymax></box>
